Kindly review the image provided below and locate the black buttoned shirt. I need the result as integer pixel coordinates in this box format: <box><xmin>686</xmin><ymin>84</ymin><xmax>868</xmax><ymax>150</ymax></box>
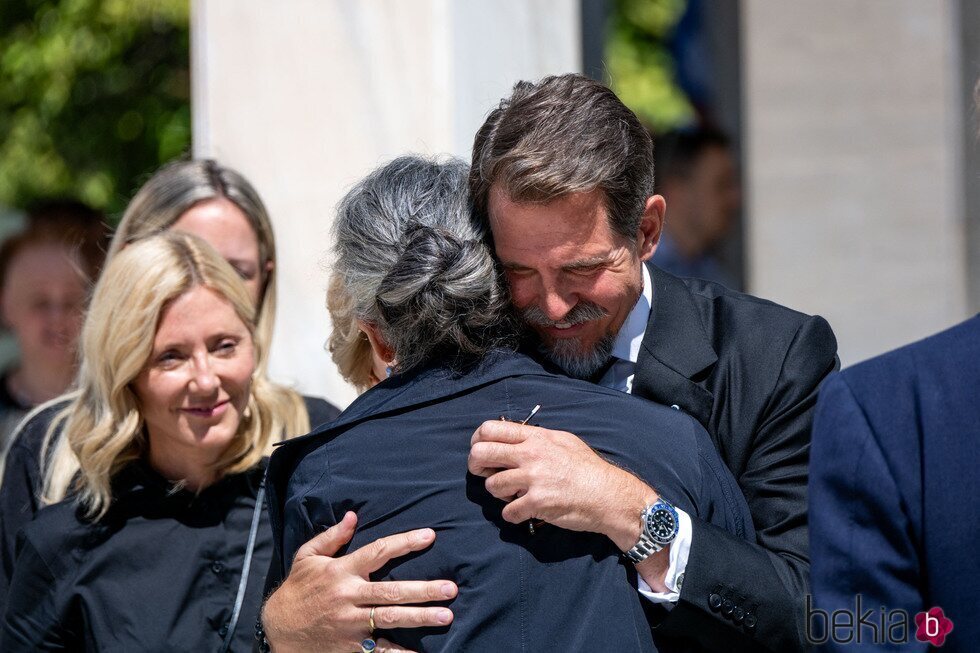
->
<box><xmin>0</xmin><ymin>395</ymin><xmax>339</xmax><ymax>619</ymax></box>
<box><xmin>1</xmin><ymin>461</ymin><xmax>270</xmax><ymax>652</ymax></box>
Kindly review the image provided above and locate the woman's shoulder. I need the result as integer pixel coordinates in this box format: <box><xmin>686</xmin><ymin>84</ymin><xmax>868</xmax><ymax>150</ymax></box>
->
<box><xmin>17</xmin><ymin>497</ymin><xmax>93</xmax><ymax>573</ymax></box>
<box><xmin>5</xmin><ymin>396</ymin><xmax>73</xmax><ymax>463</ymax></box>
<box><xmin>301</xmin><ymin>394</ymin><xmax>342</xmax><ymax>429</ymax></box>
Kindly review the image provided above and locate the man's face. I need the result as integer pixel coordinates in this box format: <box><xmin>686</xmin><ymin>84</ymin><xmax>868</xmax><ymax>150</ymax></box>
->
<box><xmin>488</xmin><ymin>185</ymin><xmax>662</xmax><ymax>378</ymax></box>
<box><xmin>669</xmin><ymin>146</ymin><xmax>740</xmax><ymax>250</ymax></box>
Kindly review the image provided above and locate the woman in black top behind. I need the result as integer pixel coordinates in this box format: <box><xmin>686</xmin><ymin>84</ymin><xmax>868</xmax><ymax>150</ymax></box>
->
<box><xmin>1</xmin><ymin>232</ymin><xmax>307</xmax><ymax>651</ymax></box>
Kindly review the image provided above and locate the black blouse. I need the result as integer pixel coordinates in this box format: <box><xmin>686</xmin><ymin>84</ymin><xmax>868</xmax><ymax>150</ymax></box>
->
<box><xmin>0</xmin><ymin>395</ymin><xmax>340</xmax><ymax>616</ymax></box>
<box><xmin>1</xmin><ymin>460</ymin><xmax>270</xmax><ymax>652</ymax></box>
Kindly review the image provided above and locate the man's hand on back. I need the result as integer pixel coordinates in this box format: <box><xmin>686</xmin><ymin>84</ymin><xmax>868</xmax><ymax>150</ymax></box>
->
<box><xmin>262</xmin><ymin>512</ymin><xmax>457</xmax><ymax>653</ymax></box>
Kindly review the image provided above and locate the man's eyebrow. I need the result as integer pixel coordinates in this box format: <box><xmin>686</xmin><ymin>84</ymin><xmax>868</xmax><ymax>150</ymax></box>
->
<box><xmin>561</xmin><ymin>255</ymin><xmax>610</xmax><ymax>271</ymax></box>
<box><xmin>501</xmin><ymin>261</ymin><xmax>533</xmax><ymax>271</ymax></box>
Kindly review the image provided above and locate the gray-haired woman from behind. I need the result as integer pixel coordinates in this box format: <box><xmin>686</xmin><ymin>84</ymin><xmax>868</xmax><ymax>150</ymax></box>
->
<box><xmin>263</xmin><ymin>155</ymin><xmax>754</xmax><ymax>652</ymax></box>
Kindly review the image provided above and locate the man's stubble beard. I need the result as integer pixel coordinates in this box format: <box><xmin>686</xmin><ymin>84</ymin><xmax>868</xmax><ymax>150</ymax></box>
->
<box><xmin>521</xmin><ymin>301</ymin><xmax>616</xmax><ymax>380</ymax></box>
<box><xmin>543</xmin><ymin>330</ymin><xmax>616</xmax><ymax>380</ymax></box>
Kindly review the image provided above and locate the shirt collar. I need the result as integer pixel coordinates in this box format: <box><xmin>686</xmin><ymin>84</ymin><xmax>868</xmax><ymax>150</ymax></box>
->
<box><xmin>610</xmin><ymin>263</ymin><xmax>652</xmax><ymax>364</ymax></box>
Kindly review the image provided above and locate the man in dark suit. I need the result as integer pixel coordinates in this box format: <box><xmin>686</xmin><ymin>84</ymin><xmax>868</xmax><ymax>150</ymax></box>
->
<box><xmin>262</xmin><ymin>75</ymin><xmax>838</xmax><ymax>652</ymax></box>
<box><xmin>810</xmin><ymin>316</ymin><xmax>979</xmax><ymax>652</ymax></box>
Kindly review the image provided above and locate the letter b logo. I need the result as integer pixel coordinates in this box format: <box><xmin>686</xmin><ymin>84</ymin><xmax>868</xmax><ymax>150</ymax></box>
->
<box><xmin>915</xmin><ymin>607</ymin><xmax>953</xmax><ymax>647</ymax></box>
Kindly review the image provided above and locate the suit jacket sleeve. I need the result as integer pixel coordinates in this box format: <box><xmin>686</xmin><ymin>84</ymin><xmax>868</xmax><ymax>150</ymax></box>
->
<box><xmin>658</xmin><ymin>315</ymin><xmax>838</xmax><ymax>652</ymax></box>
<box><xmin>809</xmin><ymin>373</ymin><xmax>926</xmax><ymax>652</ymax></box>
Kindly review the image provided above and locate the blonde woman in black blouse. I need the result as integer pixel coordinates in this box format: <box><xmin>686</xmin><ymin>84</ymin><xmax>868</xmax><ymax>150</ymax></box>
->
<box><xmin>2</xmin><ymin>232</ymin><xmax>301</xmax><ymax>651</ymax></box>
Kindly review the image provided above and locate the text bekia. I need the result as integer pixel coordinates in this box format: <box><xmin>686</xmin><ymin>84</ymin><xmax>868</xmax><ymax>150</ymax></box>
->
<box><xmin>805</xmin><ymin>595</ymin><xmax>954</xmax><ymax>647</ymax></box>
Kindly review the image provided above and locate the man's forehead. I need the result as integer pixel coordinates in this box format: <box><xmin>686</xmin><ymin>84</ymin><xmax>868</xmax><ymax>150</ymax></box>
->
<box><xmin>487</xmin><ymin>185</ymin><xmax>609</xmax><ymax>231</ymax></box>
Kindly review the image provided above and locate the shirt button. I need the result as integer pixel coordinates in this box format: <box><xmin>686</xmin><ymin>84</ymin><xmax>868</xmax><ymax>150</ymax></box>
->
<box><xmin>675</xmin><ymin>572</ymin><xmax>685</xmax><ymax>592</ymax></box>
<box><xmin>670</xmin><ymin>404</ymin><xmax>680</xmax><ymax>410</ymax></box>
<box><xmin>211</xmin><ymin>561</ymin><xmax>225</xmax><ymax>574</ymax></box>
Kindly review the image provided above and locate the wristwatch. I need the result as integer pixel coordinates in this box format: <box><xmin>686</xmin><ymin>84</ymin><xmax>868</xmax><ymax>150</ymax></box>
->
<box><xmin>625</xmin><ymin>498</ymin><xmax>680</xmax><ymax>563</ymax></box>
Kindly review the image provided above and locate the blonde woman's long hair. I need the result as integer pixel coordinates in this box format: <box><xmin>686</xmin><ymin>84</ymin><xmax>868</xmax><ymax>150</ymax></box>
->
<box><xmin>110</xmin><ymin>159</ymin><xmax>279</xmax><ymax>373</ymax></box>
<box><xmin>41</xmin><ymin>232</ymin><xmax>308</xmax><ymax>520</ymax></box>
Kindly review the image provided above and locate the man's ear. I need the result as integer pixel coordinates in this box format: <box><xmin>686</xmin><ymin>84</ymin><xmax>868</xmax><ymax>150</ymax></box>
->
<box><xmin>636</xmin><ymin>194</ymin><xmax>666</xmax><ymax>262</ymax></box>
<box><xmin>356</xmin><ymin>319</ymin><xmax>396</xmax><ymax>365</ymax></box>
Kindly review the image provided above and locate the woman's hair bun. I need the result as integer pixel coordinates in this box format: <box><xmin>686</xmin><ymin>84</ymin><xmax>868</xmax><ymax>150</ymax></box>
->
<box><xmin>374</xmin><ymin>223</ymin><xmax>510</xmax><ymax>372</ymax></box>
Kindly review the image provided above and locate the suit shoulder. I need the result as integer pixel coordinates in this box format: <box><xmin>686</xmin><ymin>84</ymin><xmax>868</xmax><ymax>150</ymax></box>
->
<box><xmin>683</xmin><ymin>277</ymin><xmax>838</xmax><ymax>364</ymax></box>
<box><xmin>685</xmin><ymin>276</ymin><xmax>823</xmax><ymax>328</ymax></box>
<box><xmin>838</xmin><ymin>315</ymin><xmax>980</xmax><ymax>398</ymax></box>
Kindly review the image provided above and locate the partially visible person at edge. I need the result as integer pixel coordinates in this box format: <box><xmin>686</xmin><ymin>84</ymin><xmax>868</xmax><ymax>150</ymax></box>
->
<box><xmin>1</xmin><ymin>232</ymin><xmax>301</xmax><ymax>650</ymax></box>
<box><xmin>261</xmin><ymin>74</ymin><xmax>838</xmax><ymax>653</ymax></box>
<box><xmin>652</xmin><ymin>127</ymin><xmax>741</xmax><ymax>290</ymax></box>
<box><xmin>0</xmin><ymin>201</ymin><xmax>108</xmax><ymax>458</ymax></box>
<box><xmin>807</xmin><ymin>81</ymin><xmax>980</xmax><ymax>653</ymax></box>
<box><xmin>809</xmin><ymin>316</ymin><xmax>979</xmax><ymax>653</ymax></box>
<box><xmin>0</xmin><ymin>160</ymin><xmax>341</xmax><ymax>614</ymax></box>
<box><xmin>263</xmin><ymin>155</ymin><xmax>754</xmax><ymax>652</ymax></box>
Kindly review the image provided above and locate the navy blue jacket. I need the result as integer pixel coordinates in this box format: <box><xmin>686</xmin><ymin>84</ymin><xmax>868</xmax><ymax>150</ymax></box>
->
<box><xmin>810</xmin><ymin>316</ymin><xmax>980</xmax><ymax>652</ymax></box>
<box><xmin>267</xmin><ymin>350</ymin><xmax>753</xmax><ymax>651</ymax></box>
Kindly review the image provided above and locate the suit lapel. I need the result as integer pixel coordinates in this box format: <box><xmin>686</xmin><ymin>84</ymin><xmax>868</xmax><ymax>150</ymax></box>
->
<box><xmin>632</xmin><ymin>265</ymin><xmax>717</xmax><ymax>431</ymax></box>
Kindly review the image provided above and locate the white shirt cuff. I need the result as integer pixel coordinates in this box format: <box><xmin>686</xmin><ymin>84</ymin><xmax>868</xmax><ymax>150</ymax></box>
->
<box><xmin>636</xmin><ymin>507</ymin><xmax>692</xmax><ymax>606</ymax></box>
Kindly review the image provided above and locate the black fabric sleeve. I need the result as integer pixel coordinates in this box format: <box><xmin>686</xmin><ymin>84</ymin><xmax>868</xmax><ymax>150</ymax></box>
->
<box><xmin>657</xmin><ymin>315</ymin><xmax>839</xmax><ymax>652</ymax></box>
<box><xmin>0</xmin><ymin>421</ymin><xmax>50</xmax><ymax>617</ymax></box>
<box><xmin>301</xmin><ymin>396</ymin><xmax>342</xmax><ymax>431</ymax></box>
<box><xmin>0</xmin><ymin>534</ymin><xmax>71</xmax><ymax>651</ymax></box>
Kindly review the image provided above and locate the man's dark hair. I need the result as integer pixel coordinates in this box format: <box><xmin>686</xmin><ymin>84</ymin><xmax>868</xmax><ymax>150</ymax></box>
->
<box><xmin>652</xmin><ymin>127</ymin><xmax>732</xmax><ymax>193</ymax></box>
<box><xmin>470</xmin><ymin>74</ymin><xmax>654</xmax><ymax>241</ymax></box>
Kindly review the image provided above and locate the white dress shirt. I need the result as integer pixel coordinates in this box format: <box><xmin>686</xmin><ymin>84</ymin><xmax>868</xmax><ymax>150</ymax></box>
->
<box><xmin>597</xmin><ymin>264</ymin><xmax>692</xmax><ymax>606</ymax></box>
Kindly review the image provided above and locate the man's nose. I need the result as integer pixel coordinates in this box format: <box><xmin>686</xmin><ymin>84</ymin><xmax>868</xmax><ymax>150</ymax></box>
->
<box><xmin>540</xmin><ymin>285</ymin><xmax>578</xmax><ymax>321</ymax></box>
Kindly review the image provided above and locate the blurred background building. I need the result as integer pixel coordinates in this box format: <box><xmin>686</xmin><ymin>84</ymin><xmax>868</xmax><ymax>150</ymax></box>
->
<box><xmin>1</xmin><ymin>0</ymin><xmax>977</xmax><ymax>404</ymax></box>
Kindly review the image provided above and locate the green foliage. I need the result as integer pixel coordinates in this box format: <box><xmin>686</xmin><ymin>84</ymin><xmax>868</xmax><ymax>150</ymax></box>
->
<box><xmin>606</xmin><ymin>0</ymin><xmax>694</xmax><ymax>132</ymax></box>
<box><xmin>0</xmin><ymin>0</ymin><xmax>190</xmax><ymax>216</ymax></box>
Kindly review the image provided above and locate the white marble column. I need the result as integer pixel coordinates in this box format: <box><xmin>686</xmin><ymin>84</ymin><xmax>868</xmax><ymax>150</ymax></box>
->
<box><xmin>743</xmin><ymin>0</ymin><xmax>970</xmax><ymax>365</ymax></box>
<box><xmin>192</xmin><ymin>0</ymin><xmax>580</xmax><ymax>405</ymax></box>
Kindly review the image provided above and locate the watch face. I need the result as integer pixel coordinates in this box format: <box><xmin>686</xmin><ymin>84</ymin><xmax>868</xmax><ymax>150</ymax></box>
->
<box><xmin>646</xmin><ymin>506</ymin><xmax>678</xmax><ymax>544</ymax></box>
